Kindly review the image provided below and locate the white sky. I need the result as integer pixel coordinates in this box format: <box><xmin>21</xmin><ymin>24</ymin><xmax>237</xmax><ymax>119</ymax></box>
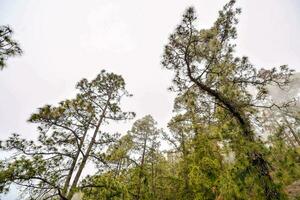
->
<box><xmin>0</xmin><ymin>0</ymin><xmax>300</xmax><ymax>199</ymax></box>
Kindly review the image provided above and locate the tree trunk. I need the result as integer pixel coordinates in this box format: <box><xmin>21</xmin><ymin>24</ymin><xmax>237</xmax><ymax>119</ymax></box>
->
<box><xmin>136</xmin><ymin>137</ymin><xmax>147</xmax><ymax>200</ymax></box>
<box><xmin>187</xmin><ymin>66</ymin><xmax>281</xmax><ymax>200</ymax></box>
<box><xmin>62</xmin><ymin>118</ymin><xmax>91</xmax><ymax>196</ymax></box>
<box><xmin>67</xmin><ymin>98</ymin><xmax>110</xmax><ymax>199</ymax></box>
<box><xmin>181</xmin><ymin>135</ymin><xmax>189</xmax><ymax>196</ymax></box>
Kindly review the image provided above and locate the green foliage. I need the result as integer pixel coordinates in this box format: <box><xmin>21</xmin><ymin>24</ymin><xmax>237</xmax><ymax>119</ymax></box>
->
<box><xmin>0</xmin><ymin>25</ymin><xmax>22</xmax><ymax>70</ymax></box>
<box><xmin>1</xmin><ymin>1</ymin><xmax>299</xmax><ymax>200</ymax></box>
<box><xmin>81</xmin><ymin>173</ymin><xmax>130</xmax><ymax>200</ymax></box>
<box><xmin>161</xmin><ymin>0</ymin><xmax>296</xmax><ymax>199</ymax></box>
<box><xmin>0</xmin><ymin>71</ymin><xmax>134</xmax><ymax>199</ymax></box>
<box><xmin>268</xmin><ymin>129</ymin><xmax>300</xmax><ymax>185</ymax></box>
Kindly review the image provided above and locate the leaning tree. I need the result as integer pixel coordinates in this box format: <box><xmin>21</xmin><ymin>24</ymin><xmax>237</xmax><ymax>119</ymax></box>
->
<box><xmin>162</xmin><ymin>1</ymin><xmax>294</xmax><ymax>199</ymax></box>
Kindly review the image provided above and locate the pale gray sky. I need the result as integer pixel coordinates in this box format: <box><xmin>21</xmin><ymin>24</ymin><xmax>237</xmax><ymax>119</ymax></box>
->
<box><xmin>0</xmin><ymin>0</ymin><xmax>299</xmax><ymax>199</ymax></box>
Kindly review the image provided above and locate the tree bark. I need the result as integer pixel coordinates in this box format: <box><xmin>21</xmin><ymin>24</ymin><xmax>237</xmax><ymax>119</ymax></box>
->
<box><xmin>186</xmin><ymin>65</ymin><xmax>281</xmax><ymax>200</ymax></box>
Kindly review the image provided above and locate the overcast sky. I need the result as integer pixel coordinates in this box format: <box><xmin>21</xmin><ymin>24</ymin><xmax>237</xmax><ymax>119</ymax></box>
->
<box><xmin>0</xmin><ymin>0</ymin><xmax>300</xmax><ymax>198</ymax></box>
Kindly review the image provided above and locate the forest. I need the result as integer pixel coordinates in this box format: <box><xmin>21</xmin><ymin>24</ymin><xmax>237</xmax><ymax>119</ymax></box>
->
<box><xmin>0</xmin><ymin>1</ymin><xmax>299</xmax><ymax>199</ymax></box>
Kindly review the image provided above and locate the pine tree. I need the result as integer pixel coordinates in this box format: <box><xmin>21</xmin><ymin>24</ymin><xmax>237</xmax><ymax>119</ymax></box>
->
<box><xmin>0</xmin><ymin>70</ymin><xmax>134</xmax><ymax>199</ymax></box>
<box><xmin>162</xmin><ymin>1</ymin><xmax>294</xmax><ymax>199</ymax></box>
<box><xmin>128</xmin><ymin>115</ymin><xmax>162</xmax><ymax>200</ymax></box>
<box><xmin>0</xmin><ymin>25</ymin><xmax>22</xmax><ymax>70</ymax></box>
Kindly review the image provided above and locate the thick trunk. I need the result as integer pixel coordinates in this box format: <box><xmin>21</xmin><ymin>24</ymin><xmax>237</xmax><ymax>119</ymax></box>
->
<box><xmin>187</xmin><ymin>68</ymin><xmax>281</xmax><ymax>199</ymax></box>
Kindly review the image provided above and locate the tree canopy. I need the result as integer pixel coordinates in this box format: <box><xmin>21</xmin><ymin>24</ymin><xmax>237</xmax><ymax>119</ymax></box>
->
<box><xmin>1</xmin><ymin>1</ymin><xmax>299</xmax><ymax>200</ymax></box>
